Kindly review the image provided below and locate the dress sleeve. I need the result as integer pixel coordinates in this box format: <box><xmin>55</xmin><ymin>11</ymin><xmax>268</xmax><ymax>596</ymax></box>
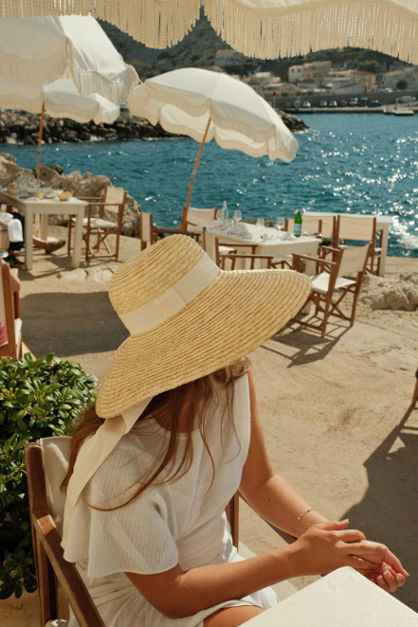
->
<box><xmin>63</xmin><ymin>446</ymin><xmax>179</xmax><ymax>578</ymax></box>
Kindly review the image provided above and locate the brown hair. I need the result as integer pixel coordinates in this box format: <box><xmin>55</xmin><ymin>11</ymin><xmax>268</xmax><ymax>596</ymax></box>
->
<box><xmin>62</xmin><ymin>360</ymin><xmax>248</xmax><ymax>510</ymax></box>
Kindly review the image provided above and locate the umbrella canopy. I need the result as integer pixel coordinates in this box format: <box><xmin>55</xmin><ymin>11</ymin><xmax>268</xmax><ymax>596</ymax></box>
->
<box><xmin>2</xmin><ymin>1</ymin><xmax>417</xmax><ymax>64</ymax></box>
<box><xmin>128</xmin><ymin>67</ymin><xmax>298</xmax><ymax>211</ymax></box>
<box><xmin>0</xmin><ymin>78</ymin><xmax>120</xmax><ymax>125</ymax></box>
<box><xmin>0</xmin><ymin>14</ymin><xmax>138</xmax><ymax>103</ymax></box>
<box><xmin>128</xmin><ymin>68</ymin><xmax>298</xmax><ymax>162</ymax></box>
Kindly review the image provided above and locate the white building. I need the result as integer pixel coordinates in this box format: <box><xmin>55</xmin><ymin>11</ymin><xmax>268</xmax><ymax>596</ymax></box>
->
<box><xmin>288</xmin><ymin>61</ymin><xmax>331</xmax><ymax>87</ymax></box>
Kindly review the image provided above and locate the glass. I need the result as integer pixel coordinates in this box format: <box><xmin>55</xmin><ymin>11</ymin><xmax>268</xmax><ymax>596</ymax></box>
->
<box><xmin>256</xmin><ymin>217</ymin><xmax>265</xmax><ymax>229</ymax></box>
<box><xmin>276</xmin><ymin>216</ymin><xmax>286</xmax><ymax>230</ymax></box>
<box><xmin>233</xmin><ymin>209</ymin><xmax>242</xmax><ymax>227</ymax></box>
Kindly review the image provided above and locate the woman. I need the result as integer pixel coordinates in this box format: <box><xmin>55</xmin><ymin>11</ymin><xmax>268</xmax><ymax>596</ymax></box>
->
<box><xmin>62</xmin><ymin>235</ymin><xmax>408</xmax><ymax>627</ymax></box>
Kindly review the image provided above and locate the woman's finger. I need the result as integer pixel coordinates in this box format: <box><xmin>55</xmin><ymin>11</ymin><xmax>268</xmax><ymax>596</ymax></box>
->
<box><xmin>382</xmin><ymin>548</ymin><xmax>410</xmax><ymax>577</ymax></box>
<box><xmin>337</xmin><ymin>529</ymin><xmax>366</xmax><ymax>543</ymax></box>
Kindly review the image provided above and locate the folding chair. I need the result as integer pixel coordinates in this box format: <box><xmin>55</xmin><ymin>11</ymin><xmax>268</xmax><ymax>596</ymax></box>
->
<box><xmin>181</xmin><ymin>206</ymin><xmax>218</xmax><ymax>231</ymax></box>
<box><xmin>291</xmin><ymin>243</ymin><xmax>371</xmax><ymax>335</ymax></box>
<box><xmin>139</xmin><ymin>210</ymin><xmax>155</xmax><ymax>250</ymax></box>
<box><xmin>25</xmin><ymin>439</ymin><xmax>104</xmax><ymax>627</ymax></box>
<box><xmin>0</xmin><ymin>259</ymin><xmax>22</xmax><ymax>359</ymax></box>
<box><xmin>334</xmin><ymin>215</ymin><xmax>383</xmax><ymax>275</ymax></box>
<box><xmin>68</xmin><ymin>187</ymin><xmax>127</xmax><ymax>262</ymax></box>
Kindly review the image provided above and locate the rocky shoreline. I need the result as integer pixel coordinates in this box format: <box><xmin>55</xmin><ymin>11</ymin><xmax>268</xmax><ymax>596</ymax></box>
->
<box><xmin>0</xmin><ymin>109</ymin><xmax>307</xmax><ymax>146</ymax></box>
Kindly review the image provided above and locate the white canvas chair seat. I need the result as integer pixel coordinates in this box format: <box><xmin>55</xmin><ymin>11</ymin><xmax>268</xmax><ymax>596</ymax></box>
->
<box><xmin>311</xmin><ymin>272</ymin><xmax>356</xmax><ymax>293</ymax></box>
<box><xmin>82</xmin><ymin>217</ymin><xmax>116</xmax><ymax>229</ymax></box>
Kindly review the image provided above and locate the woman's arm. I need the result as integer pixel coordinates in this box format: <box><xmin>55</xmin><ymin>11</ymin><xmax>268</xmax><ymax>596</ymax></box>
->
<box><xmin>239</xmin><ymin>365</ymin><xmax>408</xmax><ymax>592</ymax></box>
<box><xmin>239</xmin><ymin>365</ymin><xmax>327</xmax><ymax>537</ymax></box>
<box><xmin>126</xmin><ymin>520</ymin><xmax>392</xmax><ymax>619</ymax></box>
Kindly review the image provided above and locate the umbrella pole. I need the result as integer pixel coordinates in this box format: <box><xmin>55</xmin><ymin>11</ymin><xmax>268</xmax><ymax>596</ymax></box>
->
<box><xmin>36</xmin><ymin>102</ymin><xmax>45</xmax><ymax>182</ymax></box>
<box><xmin>183</xmin><ymin>117</ymin><xmax>212</xmax><ymax>216</ymax></box>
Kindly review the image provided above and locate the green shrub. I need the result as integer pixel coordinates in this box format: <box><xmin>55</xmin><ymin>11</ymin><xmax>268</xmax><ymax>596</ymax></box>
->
<box><xmin>0</xmin><ymin>352</ymin><xmax>97</xmax><ymax>599</ymax></box>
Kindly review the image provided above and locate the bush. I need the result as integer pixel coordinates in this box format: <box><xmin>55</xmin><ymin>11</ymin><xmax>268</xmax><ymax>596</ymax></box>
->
<box><xmin>0</xmin><ymin>352</ymin><xmax>97</xmax><ymax>599</ymax></box>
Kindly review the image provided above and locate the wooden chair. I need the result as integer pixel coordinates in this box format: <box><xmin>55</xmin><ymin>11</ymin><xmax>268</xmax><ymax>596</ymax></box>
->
<box><xmin>140</xmin><ymin>211</ymin><xmax>200</xmax><ymax>250</ymax></box>
<box><xmin>333</xmin><ymin>215</ymin><xmax>383</xmax><ymax>275</ymax></box>
<box><xmin>25</xmin><ymin>439</ymin><xmax>105</xmax><ymax>627</ymax></box>
<box><xmin>290</xmin><ymin>243</ymin><xmax>371</xmax><ymax>335</ymax></box>
<box><xmin>181</xmin><ymin>206</ymin><xmax>218</xmax><ymax>231</ymax></box>
<box><xmin>68</xmin><ymin>187</ymin><xmax>127</xmax><ymax>262</ymax></box>
<box><xmin>0</xmin><ymin>259</ymin><xmax>22</xmax><ymax>359</ymax></box>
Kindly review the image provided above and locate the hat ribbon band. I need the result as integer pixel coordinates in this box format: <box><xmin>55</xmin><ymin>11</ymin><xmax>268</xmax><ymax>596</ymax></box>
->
<box><xmin>119</xmin><ymin>253</ymin><xmax>220</xmax><ymax>335</ymax></box>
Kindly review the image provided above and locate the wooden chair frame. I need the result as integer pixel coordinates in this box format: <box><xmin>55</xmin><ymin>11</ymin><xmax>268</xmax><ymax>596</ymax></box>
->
<box><xmin>68</xmin><ymin>187</ymin><xmax>127</xmax><ymax>262</ymax></box>
<box><xmin>0</xmin><ymin>259</ymin><xmax>22</xmax><ymax>359</ymax></box>
<box><xmin>291</xmin><ymin>244</ymin><xmax>371</xmax><ymax>336</ymax></box>
<box><xmin>25</xmin><ymin>442</ymin><xmax>105</xmax><ymax>627</ymax></box>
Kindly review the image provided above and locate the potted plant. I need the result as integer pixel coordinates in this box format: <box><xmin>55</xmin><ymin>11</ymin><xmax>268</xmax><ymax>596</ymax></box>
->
<box><xmin>0</xmin><ymin>352</ymin><xmax>97</xmax><ymax>598</ymax></box>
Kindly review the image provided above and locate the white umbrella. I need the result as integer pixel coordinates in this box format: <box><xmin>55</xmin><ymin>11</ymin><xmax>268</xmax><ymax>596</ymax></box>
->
<box><xmin>0</xmin><ymin>14</ymin><xmax>138</xmax><ymax>102</ymax></box>
<box><xmin>128</xmin><ymin>67</ymin><xmax>298</xmax><ymax>210</ymax></box>
<box><xmin>3</xmin><ymin>1</ymin><xmax>417</xmax><ymax>64</ymax></box>
<box><xmin>0</xmin><ymin>15</ymin><xmax>139</xmax><ymax>177</ymax></box>
<box><xmin>0</xmin><ymin>78</ymin><xmax>120</xmax><ymax>125</ymax></box>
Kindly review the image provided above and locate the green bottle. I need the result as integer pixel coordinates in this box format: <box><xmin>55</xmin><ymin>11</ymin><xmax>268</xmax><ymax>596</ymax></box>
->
<box><xmin>294</xmin><ymin>208</ymin><xmax>302</xmax><ymax>237</ymax></box>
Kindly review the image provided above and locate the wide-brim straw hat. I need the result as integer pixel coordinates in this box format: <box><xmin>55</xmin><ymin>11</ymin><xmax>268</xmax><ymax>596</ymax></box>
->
<box><xmin>96</xmin><ymin>234</ymin><xmax>310</xmax><ymax>418</ymax></box>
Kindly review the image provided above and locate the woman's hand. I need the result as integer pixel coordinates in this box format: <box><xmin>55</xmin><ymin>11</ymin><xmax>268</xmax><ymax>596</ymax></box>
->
<box><xmin>290</xmin><ymin>519</ymin><xmax>409</xmax><ymax>592</ymax></box>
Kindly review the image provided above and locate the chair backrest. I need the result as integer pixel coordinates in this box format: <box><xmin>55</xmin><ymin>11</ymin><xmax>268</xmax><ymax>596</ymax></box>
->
<box><xmin>336</xmin><ymin>215</ymin><xmax>376</xmax><ymax>243</ymax></box>
<box><xmin>287</xmin><ymin>214</ymin><xmax>336</xmax><ymax>239</ymax></box>
<box><xmin>338</xmin><ymin>243</ymin><xmax>371</xmax><ymax>278</ymax></box>
<box><xmin>25</xmin><ymin>438</ymin><xmax>105</xmax><ymax>627</ymax></box>
<box><xmin>102</xmin><ymin>187</ymin><xmax>126</xmax><ymax>224</ymax></box>
<box><xmin>0</xmin><ymin>259</ymin><xmax>22</xmax><ymax>359</ymax></box>
<box><xmin>201</xmin><ymin>227</ymin><xmax>220</xmax><ymax>264</ymax></box>
<box><xmin>181</xmin><ymin>206</ymin><xmax>217</xmax><ymax>230</ymax></box>
<box><xmin>139</xmin><ymin>211</ymin><xmax>154</xmax><ymax>249</ymax></box>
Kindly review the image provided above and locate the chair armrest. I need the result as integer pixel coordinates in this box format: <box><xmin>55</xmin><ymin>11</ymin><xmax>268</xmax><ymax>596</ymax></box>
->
<box><xmin>153</xmin><ymin>225</ymin><xmax>200</xmax><ymax>240</ymax></box>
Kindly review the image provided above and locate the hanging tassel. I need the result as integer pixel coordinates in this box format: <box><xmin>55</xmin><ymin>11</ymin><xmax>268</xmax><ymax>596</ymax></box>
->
<box><xmin>203</xmin><ymin>0</ymin><xmax>418</xmax><ymax>64</ymax></box>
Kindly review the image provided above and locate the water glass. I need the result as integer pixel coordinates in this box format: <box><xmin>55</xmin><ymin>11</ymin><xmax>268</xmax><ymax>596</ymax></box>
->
<box><xmin>256</xmin><ymin>217</ymin><xmax>265</xmax><ymax>229</ymax></box>
<box><xmin>276</xmin><ymin>216</ymin><xmax>286</xmax><ymax>231</ymax></box>
<box><xmin>233</xmin><ymin>209</ymin><xmax>242</xmax><ymax>227</ymax></box>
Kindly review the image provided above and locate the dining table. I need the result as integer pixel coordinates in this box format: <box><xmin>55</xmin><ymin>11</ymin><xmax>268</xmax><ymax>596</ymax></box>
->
<box><xmin>0</xmin><ymin>190</ymin><xmax>86</xmax><ymax>271</ymax></box>
<box><xmin>202</xmin><ymin>221</ymin><xmax>320</xmax><ymax>267</ymax></box>
<box><xmin>244</xmin><ymin>566</ymin><xmax>418</xmax><ymax>626</ymax></box>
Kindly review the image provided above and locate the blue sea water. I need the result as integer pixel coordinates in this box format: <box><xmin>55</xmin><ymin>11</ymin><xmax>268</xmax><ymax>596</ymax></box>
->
<box><xmin>4</xmin><ymin>113</ymin><xmax>418</xmax><ymax>257</ymax></box>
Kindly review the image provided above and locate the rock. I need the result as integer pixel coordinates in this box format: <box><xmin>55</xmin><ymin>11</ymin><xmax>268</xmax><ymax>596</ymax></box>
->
<box><xmin>360</xmin><ymin>273</ymin><xmax>418</xmax><ymax>311</ymax></box>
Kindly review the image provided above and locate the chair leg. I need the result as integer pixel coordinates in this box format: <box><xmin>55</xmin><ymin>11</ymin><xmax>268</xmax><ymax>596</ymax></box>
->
<box><xmin>67</xmin><ymin>217</ymin><xmax>72</xmax><ymax>254</ymax></box>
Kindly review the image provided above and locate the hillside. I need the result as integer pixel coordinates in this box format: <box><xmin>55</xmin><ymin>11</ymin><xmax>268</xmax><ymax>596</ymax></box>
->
<box><xmin>100</xmin><ymin>12</ymin><xmax>410</xmax><ymax>81</ymax></box>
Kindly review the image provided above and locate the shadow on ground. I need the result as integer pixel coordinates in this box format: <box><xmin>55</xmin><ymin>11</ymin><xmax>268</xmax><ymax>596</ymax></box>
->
<box><xmin>21</xmin><ymin>291</ymin><xmax>127</xmax><ymax>358</ymax></box>
<box><xmin>267</xmin><ymin>322</ymin><xmax>349</xmax><ymax>367</ymax></box>
<box><xmin>342</xmin><ymin>404</ymin><xmax>418</xmax><ymax>611</ymax></box>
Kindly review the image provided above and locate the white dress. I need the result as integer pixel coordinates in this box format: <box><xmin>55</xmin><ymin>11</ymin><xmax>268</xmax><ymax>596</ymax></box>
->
<box><xmin>63</xmin><ymin>374</ymin><xmax>276</xmax><ymax>626</ymax></box>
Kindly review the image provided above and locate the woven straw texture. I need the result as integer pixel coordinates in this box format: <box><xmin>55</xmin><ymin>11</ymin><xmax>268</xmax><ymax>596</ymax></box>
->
<box><xmin>96</xmin><ymin>235</ymin><xmax>310</xmax><ymax>417</ymax></box>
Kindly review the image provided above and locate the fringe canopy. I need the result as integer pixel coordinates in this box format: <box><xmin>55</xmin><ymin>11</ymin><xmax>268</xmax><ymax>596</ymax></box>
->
<box><xmin>0</xmin><ymin>0</ymin><xmax>416</xmax><ymax>63</ymax></box>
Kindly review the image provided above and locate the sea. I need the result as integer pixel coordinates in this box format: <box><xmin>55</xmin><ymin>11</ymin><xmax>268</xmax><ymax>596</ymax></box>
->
<box><xmin>3</xmin><ymin>113</ymin><xmax>418</xmax><ymax>258</ymax></box>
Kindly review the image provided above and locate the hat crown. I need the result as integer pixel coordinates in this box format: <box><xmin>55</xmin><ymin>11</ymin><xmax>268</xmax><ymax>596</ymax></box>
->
<box><xmin>109</xmin><ymin>235</ymin><xmax>206</xmax><ymax>316</ymax></box>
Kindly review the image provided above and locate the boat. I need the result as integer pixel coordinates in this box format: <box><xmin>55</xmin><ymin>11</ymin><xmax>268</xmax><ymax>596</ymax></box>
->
<box><xmin>383</xmin><ymin>104</ymin><xmax>414</xmax><ymax>115</ymax></box>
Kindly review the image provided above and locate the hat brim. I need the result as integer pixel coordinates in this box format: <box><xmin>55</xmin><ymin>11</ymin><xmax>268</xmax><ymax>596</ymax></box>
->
<box><xmin>96</xmin><ymin>268</ymin><xmax>310</xmax><ymax>418</ymax></box>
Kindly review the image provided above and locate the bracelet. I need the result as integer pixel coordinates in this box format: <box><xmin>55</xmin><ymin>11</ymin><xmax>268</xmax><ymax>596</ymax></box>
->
<box><xmin>296</xmin><ymin>507</ymin><xmax>313</xmax><ymax>522</ymax></box>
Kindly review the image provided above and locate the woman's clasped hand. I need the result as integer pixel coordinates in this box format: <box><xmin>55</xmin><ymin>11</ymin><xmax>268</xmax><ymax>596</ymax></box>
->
<box><xmin>291</xmin><ymin>519</ymin><xmax>408</xmax><ymax>592</ymax></box>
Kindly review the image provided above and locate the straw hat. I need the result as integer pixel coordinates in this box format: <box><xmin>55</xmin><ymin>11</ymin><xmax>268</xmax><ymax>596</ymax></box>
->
<box><xmin>96</xmin><ymin>234</ymin><xmax>310</xmax><ymax>418</ymax></box>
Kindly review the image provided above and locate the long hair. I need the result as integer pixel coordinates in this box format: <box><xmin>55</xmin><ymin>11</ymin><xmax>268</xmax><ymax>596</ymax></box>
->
<box><xmin>62</xmin><ymin>360</ymin><xmax>248</xmax><ymax>510</ymax></box>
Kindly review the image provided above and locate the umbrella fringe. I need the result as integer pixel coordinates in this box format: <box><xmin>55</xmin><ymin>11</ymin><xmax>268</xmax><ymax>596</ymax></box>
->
<box><xmin>204</xmin><ymin>0</ymin><xmax>418</xmax><ymax>64</ymax></box>
<box><xmin>0</xmin><ymin>39</ymin><xmax>69</xmax><ymax>88</ymax></box>
<box><xmin>94</xmin><ymin>0</ymin><xmax>201</xmax><ymax>49</ymax></box>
